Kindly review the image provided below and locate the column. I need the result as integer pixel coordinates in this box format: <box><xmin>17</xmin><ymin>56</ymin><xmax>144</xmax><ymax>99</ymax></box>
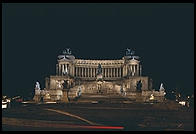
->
<box><xmin>89</xmin><ymin>68</ymin><xmax>91</xmax><ymax>77</ymax></box>
<box><xmin>58</xmin><ymin>64</ymin><xmax>60</xmax><ymax>76</ymax></box>
<box><xmin>81</xmin><ymin>67</ymin><xmax>83</xmax><ymax>77</ymax></box>
<box><xmin>78</xmin><ymin>67</ymin><xmax>81</xmax><ymax>77</ymax></box>
<box><xmin>116</xmin><ymin>68</ymin><xmax>118</xmax><ymax>77</ymax></box>
<box><xmin>93</xmin><ymin>68</ymin><xmax>95</xmax><ymax>77</ymax></box>
<box><xmin>74</xmin><ymin>67</ymin><xmax>77</xmax><ymax>77</ymax></box>
<box><xmin>112</xmin><ymin>68</ymin><xmax>114</xmax><ymax>77</ymax></box>
<box><xmin>119</xmin><ymin>67</ymin><xmax>122</xmax><ymax>77</ymax></box>
<box><xmin>78</xmin><ymin>67</ymin><xmax>79</xmax><ymax>77</ymax></box>
<box><xmin>72</xmin><ymin>66</ymin><xmax>75</xmax><ymax>77</ymax></box>
<box><xmin>134</xmin><ymin>65</ymin><xmax>136</xmax><ymax>76</ymax></box>
<box><xmin>107</xmin><ymin>68</ymin><xmax>109</xmax><ymax>77</ymax></box>
<box><xmin>105</xmin><ymin>68</ymin><xmax>106</xmax><ymax>77</ymax></box>
<box><xmin>61</xmin><ymin>64</ymin><xmax>64</xmax><ymax>76</ymax></box>
<box><xmin>88</xmin><ymin>68</ymin><xmax>90</xmax><ymax>77</ymax></box>
<box><xmin>137</xmin><ymin>64</ymin><xmax>139</xmax><ymax>76</ymax></box>
<box><xmin>84</xmin><ymin>68</ymin><xmax>86</xmax><ymax>77</ymax></box>
<box><xmin>115</xmin><ymin>68</ymin><xmax>117</xmax><ymax>77</ymax></box>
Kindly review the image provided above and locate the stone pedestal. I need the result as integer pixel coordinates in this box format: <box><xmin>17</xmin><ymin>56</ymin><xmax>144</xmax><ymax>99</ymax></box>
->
<box><xmin>61</xmin><ymin>90</ymin><xmax>69</xmax><ymax>103</ymax></box>
<box><xmin>33</xmin><ymin>95</ymin><xmax>40</xmax><ymax>102</ymax></box>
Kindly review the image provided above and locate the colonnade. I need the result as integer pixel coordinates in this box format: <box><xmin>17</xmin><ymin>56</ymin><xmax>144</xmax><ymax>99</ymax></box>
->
<box><xmin>57</xmin><ymin>64</ymin><xmax>69</xmax><ymax>75</ymax></box>
<box><xmin>74</xmin><ymin>67</ymin><xmax>123</xmax><ymax>78</ymax></box>
<box><xmin>57</xmin><ymin>63</ymin><xmax>142</xmax><ymax>77</ymax></box>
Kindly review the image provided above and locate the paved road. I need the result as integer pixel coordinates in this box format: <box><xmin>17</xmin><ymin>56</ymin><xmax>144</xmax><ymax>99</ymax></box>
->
<box><xmin>2</xmin><ymin>102</ymin><xmax>194</xmax><ymax>131</ymax></box>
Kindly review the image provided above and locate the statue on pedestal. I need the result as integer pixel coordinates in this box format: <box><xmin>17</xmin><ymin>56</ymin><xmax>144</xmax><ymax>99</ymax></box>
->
<box><xmin>159</xmin><ymin>83</ymin><xmax>165</xmax><ymax>92</ymax></box>
<box><xmin>97</xmin><ymin>64</ymin><xmax>102</xmax><ymax>74</ymax></box>
<box><xmin>136</xmin><ymin>80</ymin><xmax>142</xmax><ymax>91</ymax></box>
<box><xmin>35</xmin><ymin>82</ymin><xmax>41</xmax><ymax>90</ymax></box>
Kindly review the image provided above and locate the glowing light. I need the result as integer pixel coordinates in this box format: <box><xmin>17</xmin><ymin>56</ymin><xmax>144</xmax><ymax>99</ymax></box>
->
<box><xmin>149</xmin><ymin>94</ymin><xmax>154</xmax><ymax>100</ymax></box>
<box><xmin>45</xmin><ymin>102</ymin><xmax>56</xmax><ymax>104</ymax></box>
<box><xmin>179</xmin><ymin>101</ymin><xmax>186</xmax><ymax>106</ymax></box>
<box><xmin>83</xmin><ymin>125</ymin><xmax>124</xmax><ymax>129</ymax></box>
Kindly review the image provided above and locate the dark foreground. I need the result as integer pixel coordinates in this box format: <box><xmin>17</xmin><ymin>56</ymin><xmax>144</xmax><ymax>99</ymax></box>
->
<box><xmin>2</xmin><ymin>101</ymin><xmax>194</xmax><ymax>131</ymax></box>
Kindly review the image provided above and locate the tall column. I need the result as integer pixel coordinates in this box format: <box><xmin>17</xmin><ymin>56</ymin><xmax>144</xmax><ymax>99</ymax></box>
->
<box><xmin>86</xmin><ymin>68</ymin><xmax>88</xmax><ymax>77</ymax></box>
<box><xmin>72</xmin><ymin>65</ymin><xmax>74</xmax><ymax>77</ymax></box>
<box><xmin>113</xmin><ymin>68</ymin><xmax>115</xmax><ymax>77</ymax></box>
<box><xmin>92</xmin><ymin>68</ymin><xmax>95</xmax><ymax>77</ymax></box>
<box><xmin>61</xmin><ymin>64</ymin><xmax>64</xmax><ymax>76</ymax></box>
<box><xmin>89</xmin><ymin>68</ymin><xmax>91</xmax><ymax>77</ymax></box>
<box><xmin>116</xmin><ymin>68</ymin><xmax>118</xmax><ymax>77</ymax></box>
<box><xmin>107</xmin><ymin>68</ymin><xmax>109</xmax><ymax>78</ymax></box>
<box><xmin>88</xmin><ymin>68</ymin><xmax>90</xmax><ymax>77</ymax></box>
<box><xmin>75</xmin><ymin>67</ymin><xmax>77</xmax><ymax>77</ymax></box>
<box><xmin>137</xmin><ymin>64</ymin><xmax>139</xmax><ymax>76</ymax></box>
<box><xmin>115</xmin><ymin>68</ymin><xmax>117</xmax><ymax>77</ymax></box>
<box><xmin>130</xmin><ymin>65</ymin><xmax>132</xmax><ymax>76</ymax></box>
<box><xmin>78</xmin><ymin>67</ymin><xmax>80</xmax><ymax>77</ymax></box>
<box><xmin>81</xmin><ymin>67</ymin><xmax>83</xmax><ymax>77</ymax></box>
<box><xmin>134</xmin><ymin>65</ymin><xmax>136</xmax><ymax>76</ymax></box>
<box><xmin>84</xmin><ymin>68</ymin><xmax>86</xmax><ymax>77</ymax></box>
<box><xmin>58</xmin><ymin>64</ymin><xmax>60</xmax><ymax>76</ymax></box>
<box><xmin>91</xmin><ymin>68</ymin><xmax>93</xmax><ymax>78</ymax></box>
<box><xmin>110</xmin><ymin>68</ymin><xmax>112</xmax><ymax>77</ymax></box>
<box><xmin>112</xmin><ymin>68</ymin><xmax>114</xmax><ymax>77</ymax></box>
<box><xmin>119</xmin><ymin>67</ymin><xmax>122</xmax><ymax>77</ymax></box>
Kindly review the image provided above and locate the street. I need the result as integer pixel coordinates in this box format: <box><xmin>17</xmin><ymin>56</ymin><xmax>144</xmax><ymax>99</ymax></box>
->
<box><xmin>2</xmin><ymin>102</ymin><xmax>194</xmax><ymax>131</ymax></box>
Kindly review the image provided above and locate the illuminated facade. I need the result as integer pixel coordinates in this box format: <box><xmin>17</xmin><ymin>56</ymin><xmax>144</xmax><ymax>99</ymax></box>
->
<box><xmin>33</xmin><ymin>49</ymin><xmax>165</xmax><ymax>102</ymax></box>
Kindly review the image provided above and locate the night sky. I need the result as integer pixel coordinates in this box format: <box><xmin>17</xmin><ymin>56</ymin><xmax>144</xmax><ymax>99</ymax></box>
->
<box><xmin>2</xmin><ymin>3</ymin><xmax>194</xmax><ymax>97</ymax></box>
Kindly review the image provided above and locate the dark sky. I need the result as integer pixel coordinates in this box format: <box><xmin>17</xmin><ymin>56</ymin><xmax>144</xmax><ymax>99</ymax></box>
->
<box><xmin>2</xmin><ymin>3</ymin><xmax>194</xmax><ymax>97</ymax></box>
